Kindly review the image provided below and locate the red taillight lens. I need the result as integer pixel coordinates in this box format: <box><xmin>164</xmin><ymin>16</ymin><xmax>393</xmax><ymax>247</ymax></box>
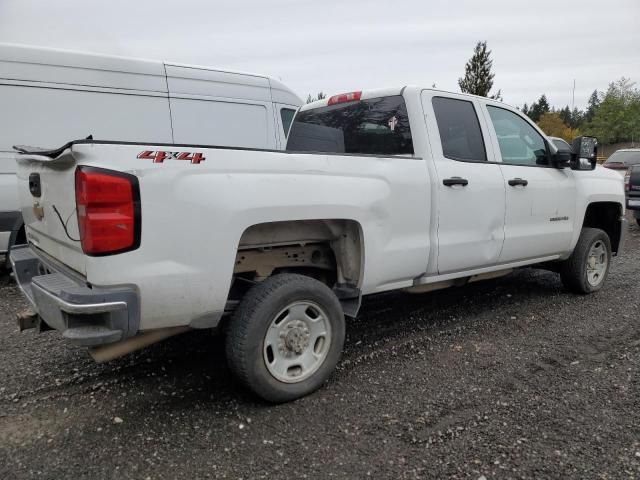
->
<box><xmin>75</xmin><ymin>167</ymin><xmax>140</xmax><ymax>255</ymax></box>
<box><xmin>327</xmin><ymin>91</ymin><xmax>362</xmax><ymax>106</ymax></box>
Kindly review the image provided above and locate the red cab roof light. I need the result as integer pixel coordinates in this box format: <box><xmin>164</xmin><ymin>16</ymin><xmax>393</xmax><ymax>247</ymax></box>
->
<box><xmin>75</xmin><ymin>167</ymin><xmax>141</xmax><ymax>256</ymax></box>
<box><xmin>327</xmin><ymin>91</ymin><xmax>362</xmax><ymax>106</ymax></box>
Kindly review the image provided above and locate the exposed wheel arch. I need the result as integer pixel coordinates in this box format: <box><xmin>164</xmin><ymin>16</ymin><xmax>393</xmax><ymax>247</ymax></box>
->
<box><xmin>236</xmin><ymin>219</ymin><xmax>364</xmax><ymax>286</ymax></box>
<box><xmin>230</xmin><ymin>219</ymin><xmax>365</xmax><ymax>317</ymax></box>
<box><xmin>581</xmin><ymin>202</ymin><xmax>623</xmax><ymax>255</ymax></box>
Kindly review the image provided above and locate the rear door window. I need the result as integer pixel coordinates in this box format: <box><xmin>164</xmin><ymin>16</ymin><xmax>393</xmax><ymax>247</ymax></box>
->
<box><xmin>432</xmin><ymin>97</ymin><xmax>487</xmax><ymax>162</ymax></box>
<box><xmin>286</xmin><ymin>95</ymin><xmax>413</xmax><ymax>155</ymax></box>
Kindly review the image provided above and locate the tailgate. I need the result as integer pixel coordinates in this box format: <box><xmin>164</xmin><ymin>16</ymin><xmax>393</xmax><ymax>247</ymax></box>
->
<box><xmin>15</xmin><ymin>144</ymin><xmax>86</xmax><ymax>275</ymax></box>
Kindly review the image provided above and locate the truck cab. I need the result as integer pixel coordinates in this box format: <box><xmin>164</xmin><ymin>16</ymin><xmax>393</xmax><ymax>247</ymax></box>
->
<box><xmin>288</xmin><ymin>87</ymin><xmax>625</xmax><ymax>275</ymax></box>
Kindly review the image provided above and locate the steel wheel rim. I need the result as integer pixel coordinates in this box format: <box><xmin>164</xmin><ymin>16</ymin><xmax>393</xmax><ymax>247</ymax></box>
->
<box><xmin>586</xmin><ymin>240</ymin><xmax>608</xmax><ymax>287</ymax></box>
<box><xmin>263</xmin><ymin>301</ymin><xmax>332</xmax><ymax>383</ymax></box>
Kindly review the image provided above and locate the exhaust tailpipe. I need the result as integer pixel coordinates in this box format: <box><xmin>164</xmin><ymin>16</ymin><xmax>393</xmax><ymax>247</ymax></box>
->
<box><xmin>89</xmin><ymin>326</ymin><xmax>190</xmax><ymax>363</ymax></box>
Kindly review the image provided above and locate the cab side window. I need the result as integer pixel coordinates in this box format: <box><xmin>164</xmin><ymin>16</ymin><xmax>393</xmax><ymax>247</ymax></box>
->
<box><xmin>432</xmin><ymin>97</ymin><xmax>487</xmax><ymax>162</ymax></box>
<box><xmin>487</xmin><ymin>106</ymin><xmax>548</xmax><ymax>166</ymax></box>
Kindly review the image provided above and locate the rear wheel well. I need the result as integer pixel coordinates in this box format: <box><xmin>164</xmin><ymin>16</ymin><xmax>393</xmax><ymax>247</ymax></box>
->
<box><xmin>228</xmin><ymin>220</ymin><xmax>364</xmax><ymax>312</ymax></box>
<box><xmin>582</xmin><ymin>202</ymin><xmax>623</xmax><ymax>254</ymax></box>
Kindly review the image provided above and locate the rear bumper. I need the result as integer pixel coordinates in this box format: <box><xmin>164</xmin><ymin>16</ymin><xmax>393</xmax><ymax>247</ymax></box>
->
<box><xmin>9</xmin><ymin>245</ymin><xmax>140</xmax><ymax>346</ymax></box>
<box><xmin>627</xmin><ymin>195</ymin><xmax>640</xmax><ymax>211</ymax></box>
<box><xmin>0</xmin><ymin>210</ymin><xmax>23</xmax><ymax>253</ymax></box>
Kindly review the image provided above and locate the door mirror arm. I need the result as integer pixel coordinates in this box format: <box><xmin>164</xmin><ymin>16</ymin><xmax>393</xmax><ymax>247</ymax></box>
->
<box><xmin>551</xmin><ymin>151</ymin><xmax>571</xmax><ymax>169</ymax></box>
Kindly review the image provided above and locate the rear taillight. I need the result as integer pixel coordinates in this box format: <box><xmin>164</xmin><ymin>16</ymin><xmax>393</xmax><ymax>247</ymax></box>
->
<box><xmin>75</xmin><ymin>167</ymin><xmax>140</xmax><ymax>256</ymax></box>
<box><xmin>327</xmin><ymin>91</ymin><xmax>362</xmax><ymax>106</ymax></box>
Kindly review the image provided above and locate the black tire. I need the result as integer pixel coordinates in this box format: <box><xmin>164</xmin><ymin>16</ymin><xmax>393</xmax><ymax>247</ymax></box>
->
<box><xmin>225</xmin><ymin>273</ymin><xmax>345</xmax><ymax>403</ymax></box>
<box><xmin>560</xmin><ymin>227</ymin><xmax>611</xmax><ymax>294</ymax></box>
<box><xmin>636</xmin><ymin>218</ymin><xmax>640</xmax><ymax>228</ymax></box>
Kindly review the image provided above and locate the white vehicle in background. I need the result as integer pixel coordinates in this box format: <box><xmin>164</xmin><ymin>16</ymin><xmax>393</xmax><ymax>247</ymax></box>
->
<box><xmin>11</xmin><ymin>87</ymin><xmax>626</xmax><ymax>402</ymax></box>
<box><xmin>0</xmin><ymin>43</ymin><xmax>301</xmax><ymax>266</ymax></box>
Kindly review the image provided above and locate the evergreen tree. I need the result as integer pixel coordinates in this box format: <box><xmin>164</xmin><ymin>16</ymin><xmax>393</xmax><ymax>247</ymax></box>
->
<box><xmin>306</xmin><ymin>91</ymin><xmax>327</xmax><ymax>104</ymax></box>
<box><xmin>458</xmin><ymin>41</ymin><xmax>501</xmax><ymax>99</ymax></box>
<box><xmin>584</xmin><ymin>78</ymin><xmax>640</xmax><ymax>144</ymax></box>
<box><xmin>559</xmin><ymin>106</ymin><xmax>571</xmax><ymax>125</ymax></box>
<box><xmin>584</xmin><ymin>89</ymin><xmax>600</xmax><ymax>123</ymax></box>
<box><xmin>570</xmin><ymin>107</ymin><xmax>584</xmax><ymax>130</ymax></box>
<box><xmin>527</xmin><ymin>94</ymin><xmax>550</xmax><ymax>122</ymax></box>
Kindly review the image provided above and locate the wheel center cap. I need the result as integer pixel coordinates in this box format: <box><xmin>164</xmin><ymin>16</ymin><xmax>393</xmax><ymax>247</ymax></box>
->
<box><xmin>285</xmin><ymin>328</ymin><xmax>309</xmax><ymax>354</ymax></box>
<box><xmin>588</xmin><ymin>256</ymin><xmax>597</xmax><ymax>268</ymax></box>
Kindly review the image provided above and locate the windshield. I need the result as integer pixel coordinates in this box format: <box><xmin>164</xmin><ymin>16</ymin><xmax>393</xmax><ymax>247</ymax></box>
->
<box><xmin>286</xmin><ymin>95</ymin><xmax>414</xmax><ymax>156</ymax></box>
<box><xmin>605</xmin><ymin>151</ymin><xmax>640</xmax><ymax>166</ymax></box>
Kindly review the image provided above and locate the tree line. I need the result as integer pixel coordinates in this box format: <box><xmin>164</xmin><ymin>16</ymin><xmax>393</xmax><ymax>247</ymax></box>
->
<box><xmin>522</xmin><ymin>79</ymin><xmax>640</xmax><ymax>144</ymax></box>
<box><xmin>304</xmin><ymin>41</ymin><xmax>639</xmax><ymax>146</ymax></box>
<box><xmin>458</xmin><ymin>42</ymin><xmax>640</xmax><ymax>145</ymax></box>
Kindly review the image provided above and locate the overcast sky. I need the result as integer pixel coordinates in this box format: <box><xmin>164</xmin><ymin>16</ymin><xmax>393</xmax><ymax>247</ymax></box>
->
<box><xmin>1</xmin><ymin>0</ymin><xmax>638</xmax><ymax>109</ymax></box>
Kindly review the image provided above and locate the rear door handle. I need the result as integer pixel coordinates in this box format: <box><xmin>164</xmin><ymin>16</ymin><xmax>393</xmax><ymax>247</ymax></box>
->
<box><xmin>443</xmin><ymin>177</ymin><xmax>469</xmax><ymax>187</ymax></box>
<box><xmin>508</xmin><ymin>178</ymin><xmax>528</xmax><ymax>187</ymax></box>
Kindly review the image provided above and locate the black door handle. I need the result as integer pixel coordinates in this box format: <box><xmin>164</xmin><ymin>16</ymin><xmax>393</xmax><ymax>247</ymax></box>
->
<box><xmin>508</xmin><ymin>178</ymin><xmax>528</xmax><ymax>187</ymax></box>
<box><xmin>443</xmin><ymin>177</ymin><xmax>469</xmax><ymax>187</ymax></box>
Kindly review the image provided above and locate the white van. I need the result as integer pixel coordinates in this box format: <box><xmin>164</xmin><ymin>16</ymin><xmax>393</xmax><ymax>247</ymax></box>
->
<box><xmin>0</xmin><ymin>43</ymin><xmax>302</xmax><ymax>263</ymax></box>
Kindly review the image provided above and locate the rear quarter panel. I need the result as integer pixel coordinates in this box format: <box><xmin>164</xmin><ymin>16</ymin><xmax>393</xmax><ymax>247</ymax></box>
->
<box><xmin>72</xmin><ymin>143</ymin><xmax>431</xmax><ymax>330</ymax></box>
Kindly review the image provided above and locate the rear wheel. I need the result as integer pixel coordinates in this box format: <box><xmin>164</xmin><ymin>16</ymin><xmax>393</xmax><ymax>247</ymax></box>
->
<box><xmin>225</xmin><ymin>273</ymin><xmax>345</xmax><ymax>403</ymax></box>
<box><xmin>560</xmin><ymin>227</ymin><xmax>611</xmax><ymax>294</ymax></box>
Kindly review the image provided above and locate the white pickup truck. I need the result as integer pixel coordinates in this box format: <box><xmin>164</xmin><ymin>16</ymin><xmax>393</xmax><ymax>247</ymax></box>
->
<box><xmin>11</xmin><ymin>87</ymin><xmax>627</xmax><ymax>402</ymax></box>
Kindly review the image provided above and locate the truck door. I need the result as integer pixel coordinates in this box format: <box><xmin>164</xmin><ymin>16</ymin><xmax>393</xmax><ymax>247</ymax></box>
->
<box><xmin>482</xmin><ymin>105</ymin><xmax>577</xmax><ymax>263</ymax></box>
<box><xmin>422</xmin><ymin>92</ymin><xmax>506</xmax><ymax>274</ymax></box>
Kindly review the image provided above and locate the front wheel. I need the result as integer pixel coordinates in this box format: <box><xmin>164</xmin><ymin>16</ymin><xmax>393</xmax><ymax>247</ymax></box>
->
<box><xmin>560</xmin><ymin>227</ymin><xmax>611</xmax><ymax>294</ymax></box>
<box><xmin>225</xmin><ymin>274</ymin><xmax>345</xmax><ymax>403</ymax></box>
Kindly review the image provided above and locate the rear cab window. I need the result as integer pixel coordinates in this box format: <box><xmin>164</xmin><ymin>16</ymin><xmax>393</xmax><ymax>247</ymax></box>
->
<box><xmin>286</xmin><ymin>95</ymin><xmax>414</xmax><ymax>156</ymax></box>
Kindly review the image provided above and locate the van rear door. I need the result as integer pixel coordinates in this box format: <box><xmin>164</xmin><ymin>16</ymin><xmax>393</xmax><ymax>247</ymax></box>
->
<box><xmin>165</xmin><ymin>64</ymin><xmax>277</xmax><ymax>149</ymax></box>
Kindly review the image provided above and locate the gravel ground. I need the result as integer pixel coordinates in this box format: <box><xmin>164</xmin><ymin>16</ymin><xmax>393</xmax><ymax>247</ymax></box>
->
<box><xmin>1</xmin><ymin>220</ymin><xmax>639</xmax><ymax>480</ymax></box>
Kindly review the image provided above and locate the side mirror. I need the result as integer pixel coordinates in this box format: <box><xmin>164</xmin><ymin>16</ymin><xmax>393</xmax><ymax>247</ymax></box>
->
<box><xmin>570</xmin><ymin>136</ymin><xmax>598</xmax><ymax>170</ymax></box>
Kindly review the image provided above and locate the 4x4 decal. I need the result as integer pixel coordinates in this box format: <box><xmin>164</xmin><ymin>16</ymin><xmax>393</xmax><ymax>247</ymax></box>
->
<box><xmin>137</xmin><ymin>150</ymin><xmax>205</xmax><ymax>164</ymax></box>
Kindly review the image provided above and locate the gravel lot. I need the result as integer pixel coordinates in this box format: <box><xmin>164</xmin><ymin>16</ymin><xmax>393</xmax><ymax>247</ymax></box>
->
<box><xmin>1</xmin><ymin>219</ymin><xmax>639</xmax><ymax>480</ymax></box>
